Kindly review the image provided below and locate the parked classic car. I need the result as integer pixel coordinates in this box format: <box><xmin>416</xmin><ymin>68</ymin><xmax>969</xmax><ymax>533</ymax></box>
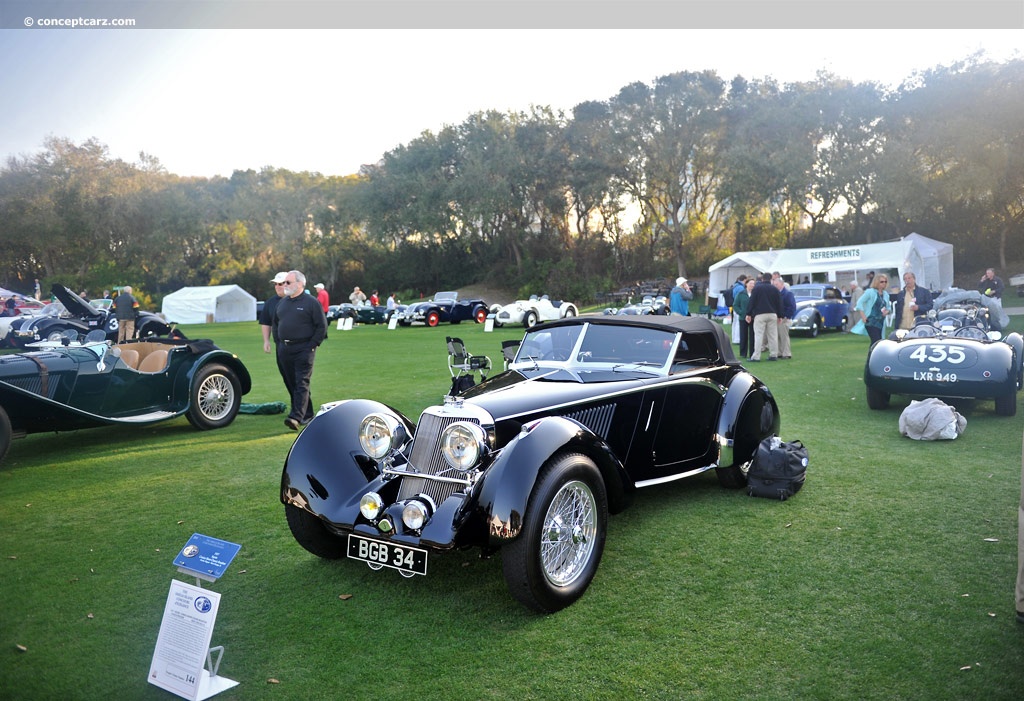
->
<box><xmin>396</xmin><ymin>291</ymin><xmax>488</xmax><ymax>327</ymax></box>
<box><xmin>7</xmin><ymin>285</ymin><xmax>171</xmax><ymax>348</ymax></box>
<box><xmin>0</xmin><ymin>298</ymin><xmax>49</xmax><ymax>348</ymax></box>
<box><xmin>491</xmin><ymin>294</ymin><xmax>579</xmax><ymax>328</ymax></box>
<box><xmin>0</xmin><ymin>336</ymin><xmax>252</xmax><ymax>465</ymax></box>
<box><xmin>864</xmin><ymin>311</ymin><xmax>1024</xmax><ymax>417</ymax></box>
<box><xmin>603</xmin><ymin>295</ymin><xmax>669</xmax><ymax>317</ymax></box>
<box><xmin>281</xmin><ymin>315</ymin><xmax>780</xmax><ymax>612</ymax></box>
<box><xmin>328</xmin><ymin>303</ymin><xmax>406</xmax><ymax>325</ymax></box>
<box><xmin>789</xmin><ymin>284</ymin><xmax>850</xmax><ymax>336</ymax></box>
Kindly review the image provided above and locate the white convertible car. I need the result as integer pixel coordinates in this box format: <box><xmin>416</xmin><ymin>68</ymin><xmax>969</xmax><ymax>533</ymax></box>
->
<box><xmin>491</xmin><ymin>294</ymin><xmax>579</xmax><ymax>328</ymax></box>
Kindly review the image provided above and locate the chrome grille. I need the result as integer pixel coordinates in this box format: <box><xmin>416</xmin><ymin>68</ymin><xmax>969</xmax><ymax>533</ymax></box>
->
<box><xmin>399</xmin><ymin>410</ymin><xmax>481</xmax><ymax>504</ymax></box>
<box><xmin>564</xmin><ymin>403</ymin><xmax>615</xmax><ymax>440</ymax></box>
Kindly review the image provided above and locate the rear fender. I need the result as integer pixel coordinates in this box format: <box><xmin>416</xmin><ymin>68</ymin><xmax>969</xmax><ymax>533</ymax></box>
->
<box><xmin>473</xmin><ymin>415</ymin><xmax>629</xmax><ymax>548</ymax></box>
<box><xmin>173</xmin><ymin>350</ymin><xmax>253</xmax><ymax>403</ymax></box>
<box><xmin>716</xmin><ymin>373</ymin><xmax>780</xmax><ymax>468</ymax></box>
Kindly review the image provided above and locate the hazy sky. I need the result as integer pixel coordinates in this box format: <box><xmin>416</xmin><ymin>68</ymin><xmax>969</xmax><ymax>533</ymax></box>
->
<box><xmin>2</xmin><ymin>23</ymin><xmax>1021</xmax><ymax>177</ymax></box>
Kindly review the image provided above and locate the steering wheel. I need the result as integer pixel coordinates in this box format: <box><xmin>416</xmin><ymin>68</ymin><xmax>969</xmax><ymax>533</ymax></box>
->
<box><xmin>544</xmin><ymin>348</ymin><xmax>571</xmax><ymax>361</ymax></box>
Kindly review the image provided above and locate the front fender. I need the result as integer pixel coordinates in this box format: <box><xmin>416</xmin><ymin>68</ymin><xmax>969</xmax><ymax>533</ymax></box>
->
<box><xmin>473</xmin><ymin>415</ymin><xmax>630</xmax><ymax>548</ymax></box>
<box><xmin>280</xmin><ymin>399</ymin><xmax>415</xmax><ymax>518</ymax></box>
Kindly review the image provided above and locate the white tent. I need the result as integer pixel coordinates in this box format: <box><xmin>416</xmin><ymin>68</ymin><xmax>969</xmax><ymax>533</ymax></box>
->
<box><xmin>161</xmin><ymin>285</ymin><xmax>257</xmax><ymax>324</ymax></box>
<box><xmin>707</xmin><ymin>233</ymin><xmax>954</xmax><ymax>299</ymax></box>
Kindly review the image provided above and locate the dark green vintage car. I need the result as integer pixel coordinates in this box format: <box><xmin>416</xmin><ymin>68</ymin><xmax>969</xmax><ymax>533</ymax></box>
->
<box><xmin>0</xmin><ymin>336</ymin><xmax>251</xmax><ymax>464</ymax></box>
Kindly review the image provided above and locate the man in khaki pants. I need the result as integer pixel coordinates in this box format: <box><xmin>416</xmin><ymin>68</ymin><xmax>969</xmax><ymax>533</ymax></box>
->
<box><xmin>1017</xmin><ymin>427</ymin><xmax>1024</xmax><ymax>624</ymax></box>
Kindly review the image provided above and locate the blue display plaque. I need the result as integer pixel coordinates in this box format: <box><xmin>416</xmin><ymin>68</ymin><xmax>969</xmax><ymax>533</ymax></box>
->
<box><xmin>173</xmin><ymin>534</ymin><xmax>241</xmax><ymax>582</ymax></box>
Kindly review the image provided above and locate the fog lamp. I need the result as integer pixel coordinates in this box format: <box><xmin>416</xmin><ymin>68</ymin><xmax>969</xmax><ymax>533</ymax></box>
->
<box><xmin>359</xmin><ymin>492</ymin><xmax>384</xmax><ymax>520</ymax></box>
<box><xmin>402</xmin><ymin>495</ymin><xmax>436</xmax><ymax>530</ymax></box>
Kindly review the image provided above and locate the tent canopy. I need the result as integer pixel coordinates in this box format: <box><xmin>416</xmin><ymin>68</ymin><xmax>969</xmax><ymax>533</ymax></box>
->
<box><xmin>161</xmin><ymin>285</ymin><xmax>257</xmax><ymax>324</ymax></box>
<box><xmin>707</xmin><ymin>233</ymin><xmax>954</xmax><ymax>298</ymax></box>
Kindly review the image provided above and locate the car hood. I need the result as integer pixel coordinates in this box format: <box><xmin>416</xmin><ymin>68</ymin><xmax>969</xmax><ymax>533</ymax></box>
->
<box><xmin>51</xmin><ymin>284</ymin><xmax>101</xmax><ymax>319</ymax></box>
<box><xmin>460</xmin><ymin>368</ymin><xmax>649</xmax><ymax>422</ymax></box>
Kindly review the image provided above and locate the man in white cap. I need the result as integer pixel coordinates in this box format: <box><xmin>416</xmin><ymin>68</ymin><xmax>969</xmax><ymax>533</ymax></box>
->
<box><xmin>260</xmin><ymin>272</ymin><xmax>288</xmax><ymax>354</ymax></box>
<box><xmin>669</xmin><ymin>277</ymin><xmax>692</xmax><ymax>316</ymax></box>
<box><xmin>314</xmin><ymin>283</ymin><xmax>330</xmax><ymax>314</ymax></box>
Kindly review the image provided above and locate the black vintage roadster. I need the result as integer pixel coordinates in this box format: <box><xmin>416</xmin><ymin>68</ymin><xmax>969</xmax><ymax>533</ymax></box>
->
<box><xmin>281</xmin><ymin>316</ymin><xmax>780</xmax><ymax>612</ymax></box>
<box><xmin>0</xmin><ymin>337</ymin><xmax>251</xmax><ymax>464</ymax></box>
<box><xmin>7</xmin><ymin>284</ymin><xmax>171</xmax><ymax>349</ymax></box>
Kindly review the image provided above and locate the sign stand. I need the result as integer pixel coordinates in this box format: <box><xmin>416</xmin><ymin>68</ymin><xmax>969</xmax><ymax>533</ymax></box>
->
<box><xmin>149</xmin><ymin>534</ymin><xmax>241</xmax><ymax>700</ymax></box>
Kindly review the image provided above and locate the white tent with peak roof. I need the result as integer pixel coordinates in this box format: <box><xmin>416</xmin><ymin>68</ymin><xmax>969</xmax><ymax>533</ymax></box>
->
<box><xmin>161</xmin><ymin>285</ymin><xmax>257</xmax><ymax>324</ymax></box>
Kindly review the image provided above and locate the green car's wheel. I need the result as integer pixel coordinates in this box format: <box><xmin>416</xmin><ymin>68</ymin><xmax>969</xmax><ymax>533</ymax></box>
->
<box><xmin>186</xmin><ymin>363</ymin><xmax>242</xmax><ymax>430</ymax></box>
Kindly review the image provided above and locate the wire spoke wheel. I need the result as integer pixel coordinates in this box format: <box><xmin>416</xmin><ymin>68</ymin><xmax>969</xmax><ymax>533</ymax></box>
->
<box><xmin>502</xmin><ymin>452</ymin><xmax>608</xmax><ymax>612</ymax></box>
<box><xmin>197</xmin><ymin>372</ymin><xmax>234</xmax><ymax>420</ymax></box>
<box><xmin>187</xmin><ymin>363</ymin><xmax>241</xmax><ymax>430</ymax></box>
<box><xmin>539</xmin><ymin>480</ymin><xmax>597</xmax><ymax>587</ymax></box>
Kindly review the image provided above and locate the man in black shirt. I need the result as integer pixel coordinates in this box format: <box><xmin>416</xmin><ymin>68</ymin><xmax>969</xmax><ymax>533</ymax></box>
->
<box><xmin>272</xmin><ymin>270</ymin><xmax>327</xmax><ymax>430</ymax></box>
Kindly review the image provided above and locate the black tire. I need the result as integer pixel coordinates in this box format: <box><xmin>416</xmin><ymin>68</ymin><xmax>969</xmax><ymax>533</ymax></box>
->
<box><xmin>426</xmin><ymin>311</ymin><xmax>440</xmax><ymax>327</ymax></box>
<box><xmin>474</xmin><ymin>307</ymin><xmax>487</xmax><ymax>324</ymax></box>
<box><xmin>809</xmin><ymin>316</ymin><xmax>821</xmax><ymax>338</ymax></box>
<box><xmin>45</xmin><ymin>328</ymin><xmax>66</xmax><ymax>342</ymax></box>
<box><xmin>502</xmin><ymin>453</ymin><xmax>608</xmax><ymax>613</ymax></box>
<box><xmin>838</xmin><ymin>316</ymin><xmax>848</xmax><ymax>332</ymax></box>
<box><xmin>715</xmin><ymin>460</ymin><xmax>748</xmax><ymax>489</ymax></box>
<box><xmin>137</xmin><ymin>321</ymin><xmax>166</xmax><ymax>339</ymax></box>
<box><xmin>563</xmin><ymin>307</ymin><xmax>577</xmax><ymax>319</ymax></box>
<box><xmin>0</xmin><ymin>405</ymin><xmax>11</xmax><ymax>465</ymax></box>
<box><xmin>995</xmin><ymin>392</ymin><xmax>1017</xmax><ymax>417</ymax></box>
<box><xmin>524</xmin><ymin>311</ymin><xmax>539</xmax><ymax>329</ymax></box>
<box><xmin>285</xmin><ymin>504</ymin><xmax>346</xmax><ymax>559</ymax></box>
<box><xmin>866</xmin><ymin>386</ymin><xmax>890</xmax><ymax>410</ymax></box>
<box><xmin>186</xmin><ymin>363</ymin><xmax>242</xmax><ymax>430</ymax></box>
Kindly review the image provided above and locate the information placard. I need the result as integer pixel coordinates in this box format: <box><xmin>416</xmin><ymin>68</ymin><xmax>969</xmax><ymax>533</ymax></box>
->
<box><xmin>148</xmin><ymin>580</ymin><xmax>237</xmax><ymax>700</ymax></box>
<box><xmin>173</xmin><ymin>533</ymin><xmax>241</xmax><ymax>581</ymax></box>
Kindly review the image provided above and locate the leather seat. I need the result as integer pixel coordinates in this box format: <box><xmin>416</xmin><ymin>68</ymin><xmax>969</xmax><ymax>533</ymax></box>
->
<box><xmin>118</xmin><ymin>348</ymin><xmax>140</xmax><ymax>369</ymax></box>
<box><xmin>137</xmin><ymin>349</ymin><xmax>168</xmax><ymax>373</ymax></box>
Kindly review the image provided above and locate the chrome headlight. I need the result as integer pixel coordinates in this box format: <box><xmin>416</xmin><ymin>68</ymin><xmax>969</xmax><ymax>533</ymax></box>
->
<box><xmin>359</xmin><ymin>492</ymin><xmax>384</xmax><ymax>520</ymax></box>
<box><xmin>439</xmin><ymin>421</ymin><xmax>487</xmax><ymax>471</ymax></box>
<box><xmin>358</xmin><ymin>413</ymin><xmax>406</xmax><ymax>459</ymax></box>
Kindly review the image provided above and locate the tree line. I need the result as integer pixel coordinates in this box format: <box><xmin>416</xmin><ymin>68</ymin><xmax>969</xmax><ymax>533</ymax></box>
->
<box><xmin>1</xmin><ymin>55</ymin><xmax>1021</xmax><ymax>306</ymax></box>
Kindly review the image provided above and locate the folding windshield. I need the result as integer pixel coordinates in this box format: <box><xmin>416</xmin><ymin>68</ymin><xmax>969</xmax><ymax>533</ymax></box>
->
<box><xmin>515</xmin><ymin>322</ymin><xmax>676</xmax><ymax>369</ymax></box>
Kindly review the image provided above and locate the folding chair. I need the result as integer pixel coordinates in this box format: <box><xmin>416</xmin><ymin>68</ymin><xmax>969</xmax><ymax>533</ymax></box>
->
<box><xmin>501</xmin><ymin>340</ymin><xmax>521</xmax><ymax>371</ymax></box>
<box><xmin>446</xmin><ymin>336</ymin><xmax>491</xmax><ymax>395</ymax></box>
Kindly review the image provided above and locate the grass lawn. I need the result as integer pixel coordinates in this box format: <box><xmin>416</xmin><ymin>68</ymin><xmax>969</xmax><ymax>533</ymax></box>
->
<box><xmin>2</xmin><ymin>314</ymin><xmax>1023</xmax><ymax>700</ymax></box>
